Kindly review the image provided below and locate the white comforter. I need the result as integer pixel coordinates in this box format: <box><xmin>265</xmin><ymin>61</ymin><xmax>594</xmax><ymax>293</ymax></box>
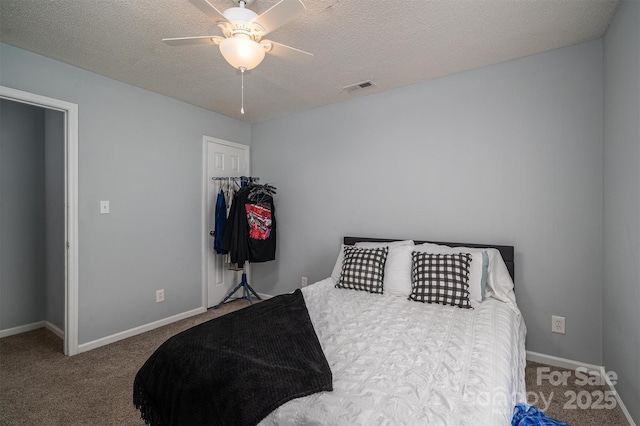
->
<box><xmin>261</xmin><ymin>278</ymin><xmax>527</xmax><ymax>426</ymax></box>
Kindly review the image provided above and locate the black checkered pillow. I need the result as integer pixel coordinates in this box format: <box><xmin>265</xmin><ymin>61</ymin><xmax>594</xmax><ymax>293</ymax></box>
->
<box><xmin>409</xmin><ymin>252</ymin><xmax>473</xmax><ymax>309</ymax></box>
<box><xmin>336</xmin><ymin>246</ymin><xmax>389</xmax><ymax>294</ymax></box>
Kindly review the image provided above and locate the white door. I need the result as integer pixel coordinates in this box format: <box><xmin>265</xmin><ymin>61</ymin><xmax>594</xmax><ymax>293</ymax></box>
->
<box><xmin>204</xmin><ymin>136</ymin><xmax>249</xmax><ymax>308</ymax></box>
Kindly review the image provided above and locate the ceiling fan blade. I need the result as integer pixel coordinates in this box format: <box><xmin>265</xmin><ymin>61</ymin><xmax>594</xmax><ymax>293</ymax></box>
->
<box><xmin>188</xmin><ymin>0</ymin><xmax>229</xmax><ymax>24</ymax></box>
<box><xmin>162</xmin><ymin>36</ymin><xmax>222</xmax><ymax>46</ymax></box>
<box><xmin>262</xmin><ymin>40</ymin><xmax>313</xmax><ymax>65</ymax></box>
<box><xmin>251</xmin><ymin>0</ymin><xmax>305</xmax><ymax>35</ymax></box>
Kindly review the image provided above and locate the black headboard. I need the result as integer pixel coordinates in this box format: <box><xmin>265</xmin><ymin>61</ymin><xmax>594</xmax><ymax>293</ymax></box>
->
<box><xmin>343</xmin><ymin>236</ymin><xmax>515</xmax><ymax>283</ymax></box>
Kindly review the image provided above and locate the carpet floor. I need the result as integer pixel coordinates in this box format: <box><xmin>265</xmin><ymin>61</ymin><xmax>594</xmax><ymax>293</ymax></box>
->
<box><xmin>0</xmin><ymin>300</ymin><xmax>629</xmax><ymax>426</ymax></box>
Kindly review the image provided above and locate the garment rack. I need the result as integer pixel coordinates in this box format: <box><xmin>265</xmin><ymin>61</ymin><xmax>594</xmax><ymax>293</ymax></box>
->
<box><xmin>212</xmin><ymin>175</ymin><xmax>263</xmax><ymax>309</ymax></box>
<box><xmin>212</xmin><ymin>176</ymin><xmax>260</xmax><ymax>183</ymax></box>
<box><xmin>214</xmin><ymin>272</ymin><xmax>261</xmax><ymax>309</ymax></box>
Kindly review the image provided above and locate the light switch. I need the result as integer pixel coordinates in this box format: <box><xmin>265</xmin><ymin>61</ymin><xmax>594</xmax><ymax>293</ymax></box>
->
<box><xmin>100</xmin><ymin>201</ymin><xmax>110</xmax><ymax>214</ymax></box>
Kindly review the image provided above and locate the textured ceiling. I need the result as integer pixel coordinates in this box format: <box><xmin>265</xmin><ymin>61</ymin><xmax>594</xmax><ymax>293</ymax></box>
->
<box><xmin>0</xmin><ymin>0</ymin><xmax>620</xmax><ymax>123</ymax></box>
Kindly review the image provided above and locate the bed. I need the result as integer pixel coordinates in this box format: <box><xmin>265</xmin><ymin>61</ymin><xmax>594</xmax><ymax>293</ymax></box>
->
<box><xmin>134</xmin><ymin>236</ymin><xmax>527</xmax><ymax>425</ymax></box>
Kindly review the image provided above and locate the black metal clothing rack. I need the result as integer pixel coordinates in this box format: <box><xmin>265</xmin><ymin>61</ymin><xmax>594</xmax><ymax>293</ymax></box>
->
<box><xmin>213</xmin><ymin>271</ymin><xmax>261</xmax><ymax>309</ymax></box>
<box><xmin>212</xmin><ymin>175</ymin><xmax>263</xmax><ymax>309</ymax></box>
<box><xmin>211</xmin><ymin>176</ymin><xmax>260</xmax><ymax>184</ymax></box>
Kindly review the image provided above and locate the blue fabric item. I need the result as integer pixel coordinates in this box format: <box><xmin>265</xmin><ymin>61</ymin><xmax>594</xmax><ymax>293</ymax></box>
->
<box><xmin>480</xmin><ymin>250</ymin><xmax>489</xmax><ymax>300</ymax></box>
<box><xmin>512</xmin><ymin>404</ymin><xmax>570</xmax><ymax>426</ymax></box>
<box><xmin>214</xmin><ymin>189</ymin><xmax>227</xmax><ymax>254</ymax></box>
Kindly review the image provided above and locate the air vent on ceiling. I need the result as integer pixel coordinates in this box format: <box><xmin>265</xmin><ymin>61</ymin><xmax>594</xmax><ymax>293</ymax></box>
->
<box><xmin>343</xmin><ymin>80</ymin><xmax>376</xmax><ymax>94</ymax></box>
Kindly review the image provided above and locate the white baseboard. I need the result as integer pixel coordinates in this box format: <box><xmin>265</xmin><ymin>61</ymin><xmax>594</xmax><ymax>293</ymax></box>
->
<box><xmin>602</xmin><ymin>367</ymin><xmax>637</xmax><ymax>426</ymax></box>
<box><xmin>77</xmin><ymin>295</ymin><xmax>276</xmax><ymax>354</ymax></box>
<box><xmin>0</xmin><ymin>321</ymin><xmax>45</xmax><ymax>338</ymax></box>
<box><xmin>77</xmin><ymin>307</ymin><xmax>205</xmax><ymax>354</ymax></box>
<box><xmin>0</xmin><ymin>321</ymin><xmax>64</xmax><ymax>340</ymax></box>
<box><xmin>526</xmin><ymin>350</ymin><xmax>603</xmax><ymax>372</ymax></box>
<box><xmin>527</xmin><ymin>351</ymin><xmax>636</xmax><ymax>426</ymax></box>
<box><xmin>45</xmin><ymin>321</ymin><xmax>64</xmax><ymax>339</ymax></box>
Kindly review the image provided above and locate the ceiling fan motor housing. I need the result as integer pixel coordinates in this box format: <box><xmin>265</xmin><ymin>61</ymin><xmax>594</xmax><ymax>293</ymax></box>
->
<box><xmin>232</xmin><ymin>0</ymin><xmax>255</xmax><ymax>6</ymax></box>
<box><xmin>223</xmin><ymin>6</ymin><xmax>258</xmax><ymax>22</ymax></box>
<box><xmin>221</xmin><ymin>6</ymin><xmax>265</xmax><ymax>40</ymax></box>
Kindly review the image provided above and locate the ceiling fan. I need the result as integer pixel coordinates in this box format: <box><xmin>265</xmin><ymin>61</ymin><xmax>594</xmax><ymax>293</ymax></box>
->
<box><xmin>163</xmin><ymin>0</ymin><xmax>313</xmax><ymax>71</ymax></box>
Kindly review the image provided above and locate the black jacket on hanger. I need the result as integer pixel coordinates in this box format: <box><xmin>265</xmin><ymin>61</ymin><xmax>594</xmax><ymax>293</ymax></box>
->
<box><xmin>221</xmin><ymin>185</ymin><xmax>276</xmax><ymax>268</ymax></box>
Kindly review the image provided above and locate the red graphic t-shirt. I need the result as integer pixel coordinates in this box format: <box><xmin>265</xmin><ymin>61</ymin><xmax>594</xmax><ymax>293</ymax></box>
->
<box><xmin>245</xmin><ymin>203</ymin><xmax>272</xmax><ymax>240</ymax></box>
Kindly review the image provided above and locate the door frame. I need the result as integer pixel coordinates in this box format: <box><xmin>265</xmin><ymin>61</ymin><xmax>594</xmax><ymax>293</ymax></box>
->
<box><xmin>201</xmin><ymin>136</ymin><xmax>250</xmax><ymax>309</ymax></box>
<box><xmin>0</xmin><ymin>85</ymin><xmax>79</xmax><ymax>356</ymax></box>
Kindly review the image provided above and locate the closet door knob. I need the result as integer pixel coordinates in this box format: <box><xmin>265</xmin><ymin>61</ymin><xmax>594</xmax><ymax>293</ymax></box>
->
<box><xmin>209</xmin><ymin>230</ymin><xmax>214</xmax><ymax>236</ymax></box>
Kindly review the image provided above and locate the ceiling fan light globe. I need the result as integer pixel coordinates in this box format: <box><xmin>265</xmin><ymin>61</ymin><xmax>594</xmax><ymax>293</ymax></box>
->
<box><xmin>219</xmin><ymin>36</ymin><xmax>265</xmax><ymax>70</ymax></box>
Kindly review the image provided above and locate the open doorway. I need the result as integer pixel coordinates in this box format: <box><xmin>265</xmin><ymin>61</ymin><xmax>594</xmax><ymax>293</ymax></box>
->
<box><xmin>0</xmin><ymin>86</ymin><xmax>78</xmax><ymax>355</ymax></box>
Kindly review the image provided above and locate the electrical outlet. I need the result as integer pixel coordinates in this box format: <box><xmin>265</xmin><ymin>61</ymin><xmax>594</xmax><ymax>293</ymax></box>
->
<box><xmin>156</xmin><ymin>289</ymin><xmax>165</xmax><ymax>303</ymax></box>
<box><xmin>301</xmin><ymin>276</ymin><xmax>308</xmax><ymax>288</ymax></box>
<box><xmin>552</xmin><ymin>315</ymin><xmax>565</xmax><ymax>334</ymax></box>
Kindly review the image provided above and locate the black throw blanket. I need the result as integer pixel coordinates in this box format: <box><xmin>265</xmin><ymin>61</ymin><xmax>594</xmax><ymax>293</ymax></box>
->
<box><xmin>133</xmin><ymin>290</ymin><xmax>332</xmax><ymax>426</ymax></box>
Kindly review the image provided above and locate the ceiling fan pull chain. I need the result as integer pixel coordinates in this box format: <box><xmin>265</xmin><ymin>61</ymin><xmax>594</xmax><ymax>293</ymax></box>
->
<box><xmin>239</xmin><ymin>66</ymin><xmax>246</xmax><ymax>115</ymax></box>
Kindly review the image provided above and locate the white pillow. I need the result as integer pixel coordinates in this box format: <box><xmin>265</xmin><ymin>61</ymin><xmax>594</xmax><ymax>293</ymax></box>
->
<box><xmin>355</xmin><ymin>240</ymin><xmax>414</xmax><ymax>249</ymax></box>
<box><xmin>380</xmin><ymin>245</ymin><xmax>414</xmax><ymax>297</ymax></box>
<box><xmin>330</xmin><ymin>244</ymin><xmax>347</xmax><ymax>282</ymax></box>
<box><xmin>413</xmin><ymin>242</ymin><xmax>485</xmax><ymax>305</ymax></box>
<box><xmin>330</xmin><ymin>240</ymin><xmax>415</xmax><ymax>295</ymax></box>
<box><xmin>484</xmin><ymin>248</ymin><xmax>517</xmax><ymax>309</ymax></box>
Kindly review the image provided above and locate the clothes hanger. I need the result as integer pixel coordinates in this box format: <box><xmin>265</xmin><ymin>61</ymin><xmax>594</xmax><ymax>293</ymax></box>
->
<box><xmin>248</xmin><ymin>183</ymin><xmax>276</xmax><ymax>203</ymax></box>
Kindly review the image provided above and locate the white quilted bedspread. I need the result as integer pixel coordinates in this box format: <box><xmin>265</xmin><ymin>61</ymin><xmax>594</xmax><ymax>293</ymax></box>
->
<box><xmin>260</xmin><ymin>278</ymin><xmax>527</xmax><ymax>426</ymax></box>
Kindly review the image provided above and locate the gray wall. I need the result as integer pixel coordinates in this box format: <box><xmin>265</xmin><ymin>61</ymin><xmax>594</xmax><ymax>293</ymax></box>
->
<box><xmin>603</xmin><ymin>1</ymin><xmax>640</xmax><ymax>423</ymax></box>
<box><xmin>0</xmin><ymin>43</ymin><xmax>251</xmax><ymax>344</ymax></box>
<box><xmin>0</xmin><ymin>99</ymin><xmax>46</xmax><ymax>329</ymax></box>
<box><xmin>252</xmin><ymin>40</ymin><xmax>604</xmax><ymax>364</ymax></box>
<box><xmin>45</xmin><ymin>109</ymin><xmax>65</xmax><ymax>331</ymax></box>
